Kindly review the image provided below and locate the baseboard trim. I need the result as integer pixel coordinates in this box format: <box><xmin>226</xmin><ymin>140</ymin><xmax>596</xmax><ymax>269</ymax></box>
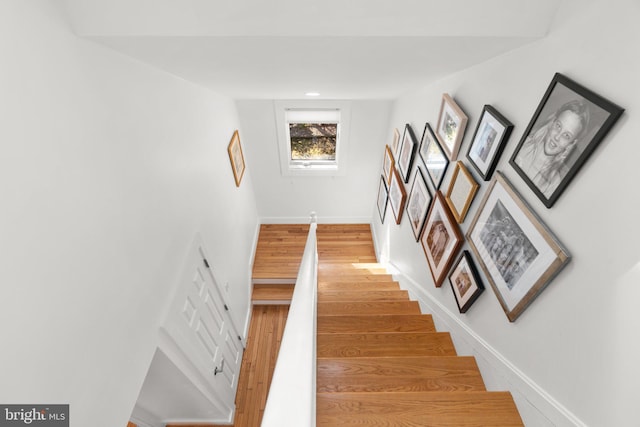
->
<box><xmin>388</xmin><ymin>262</ymin><xmax>586</xmax><ymax>427</ymax></box>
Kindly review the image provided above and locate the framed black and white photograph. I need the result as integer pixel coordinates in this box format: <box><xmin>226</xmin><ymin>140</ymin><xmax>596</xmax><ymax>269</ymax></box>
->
<box><xmin>509</xmin><ymin>73</ymin><xmax>624</xmax><ymax>208</ymax></box>
<box><xmin>377</xmin><ymin>175</ymin><xmax>388</xmax><ymax>223</ymax></box>
<box><xmin>449</xmin><ymin>251</ymin><xmax>484</xmax><ymax>313</ymax></box>
<box><xmin>382</xmin><ymin>144</ymin><xmax>395</xmax><ymax>186</ymax></box>
<box><xmin>406</xmin><ymin>167</ymin><xmax>432</xmax><ymax>241</ymax></box>
<box><xmin>420</xmin><ymin>192</ymin><xmax>463</xmax><ymax>287</ymax></box>
<box><xmin>419</xmin><ymin>123</ymin><xmax>449</xmax><ymax>190</ymax></box>
<box><xmin>388</xmin><ymin>167</ymin><xmax>407</xmax><ymax>225</ymax></box>
<box><xmin>445</xmin><ymin>161</ymin><xmax>479</xmax><ymax>224</ymax></box>
<box><xmin>398</xmin><ymin>124</ymin><xmax>419</xmax><ymax>183</ymax></box>
<box><xmin>466</xmin><ymin>172</ymin><xmax>571</xmax><ymax>322</ymax></box>
<box><xmin>436</xmin><ymin>94</ymin><xmax>468</xmax><ymax>161</ymax></box>
<box><xmin>467</xmin><ymin>105</ymin><xmax>514</xmax><ymax>181</ymax></box>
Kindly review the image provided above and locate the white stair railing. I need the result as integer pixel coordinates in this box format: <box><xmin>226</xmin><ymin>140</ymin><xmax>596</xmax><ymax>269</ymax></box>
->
<box><xmin>261</xmin><ymin>213</ymin><xmax>318</xmax><ymax>427</ymax></box>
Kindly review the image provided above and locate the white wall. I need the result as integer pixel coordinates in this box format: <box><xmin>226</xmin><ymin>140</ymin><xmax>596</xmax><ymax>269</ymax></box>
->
<box><xmin>236</xmin><ymin>100</ymin><xmax>392</xmax><ymax>222</ymax></box>
<box><xmin>372</xmin><ymin>0</ymin><xmax>639</xmax><ymax>425</ymax></box>
<box><xmin>0</xmin><ymin>2</ymin><xmax>258</xmax><ymax>426</ymax></box>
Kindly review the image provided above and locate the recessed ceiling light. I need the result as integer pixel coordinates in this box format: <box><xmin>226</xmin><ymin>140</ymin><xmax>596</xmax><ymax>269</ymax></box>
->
<box><xmin>305</xmin><ymin>92</ymin><xmax>320</xmax><ymax>97</ymax></box>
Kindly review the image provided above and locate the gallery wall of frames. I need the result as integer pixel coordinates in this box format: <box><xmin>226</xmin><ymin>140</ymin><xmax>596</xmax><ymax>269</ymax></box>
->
<box><xmin>375</xmin><ymin>72</ymin><xmax>624</xmax><ymax>322</ymax></box>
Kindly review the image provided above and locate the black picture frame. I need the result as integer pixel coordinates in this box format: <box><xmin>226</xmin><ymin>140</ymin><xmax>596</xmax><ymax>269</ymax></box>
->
<box><xmin>419</xmin><ymin>123</ymin><xmax>449</xmax><ymax>190</ymax></box>
<box><xmin>377</xmin><ymin>175</ymin><xmax>388</xmax><ymax>223</ymax></box>
<box><xmin>398</xmin><ymin>124</ymin><xmax>418</xmax><ymax>183</ymax></box>
<box><xmin>466</xmin><ymin>105</ymin><xmax>514</xmax><ymax>181</ymax></box>
<box><xmin>448</xmin><ymin>251</ymin><xmax>484</xmax><ymax>313</ymax></box>
<box><xmin>406</xmin><ymin>167</ymin><xmax>433</xmax><ymax>241</ymax></box>
<box><xmin>509</xmin><ymin>73</ymin><xmax>624</xmax><ymax>208</ymax></box>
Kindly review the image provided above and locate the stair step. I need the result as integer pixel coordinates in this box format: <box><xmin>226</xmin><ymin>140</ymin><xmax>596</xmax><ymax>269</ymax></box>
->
<box><xmin>317</xmin><ymin>314</ymin><xmax>436</xmax><ymax>334</ymax></box>
<box><xmin>319</xmin><ymin>274</ymin><xmax>395</xmax><ymax>283</ymax></box>
<box><xmin>318</xmin><ymin>263</ymin><xmax>388</xmax><ymax>276</ymax></box>
<box><xmin>317</xmin><ymin>356</ymin><xmax>485</xmax><ymax>393</ymax></box>
<box><xmin>316</xmin><ymin>391</ymin><xmax>524</xmax><ymax>426</ymax></box>
<box><xmin>318</xmin><ymin>280</ymin><xmax>400</xmax><ymax>292</ymax></box>
<box><xmin>318</xmin><ymin>290</ymin><xmax>409</xmax><ymax>302</ymax></box>
<box><xmin>318</xmin><ymin>332</ymin><xmax>456</xmax><ymax>358</ymax></box>
<box><xmin>317</xmin><ymin>301</ymin><xmax>421</xmax><ymax>316</ymax></box>
<box><xmin>251</xmin><ymin>283</ymin><xmax>294</xmax><ymax>304</ymax></box>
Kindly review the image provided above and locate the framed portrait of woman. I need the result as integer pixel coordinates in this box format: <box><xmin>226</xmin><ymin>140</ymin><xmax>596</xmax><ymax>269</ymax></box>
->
<box><xmin>509</xmin><ymin>73</ymin><xmax>624</xmax><ymax>208</ymax></box>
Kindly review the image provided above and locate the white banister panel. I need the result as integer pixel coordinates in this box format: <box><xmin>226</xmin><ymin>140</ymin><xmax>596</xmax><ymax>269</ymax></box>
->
<box><xmin>261</xmin><ymin>214</ymin><xmax>318</xmax><ymax>427</ymax></box>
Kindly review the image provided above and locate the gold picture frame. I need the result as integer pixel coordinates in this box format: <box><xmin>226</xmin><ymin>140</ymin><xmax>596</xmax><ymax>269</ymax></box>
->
<box><xmin>227</xmin><ymin>130</ymin><xmax>245</xmax><ymax>187</ymax></box>
<box><xmin>445</xmin><ymin>161</ymin><xmax>479</xmax><ymax>223</ymax></box>
<box><xmin>382</xmin><ymin>144</ymin><xmax>395</xmax><ymax>186</ymax></box>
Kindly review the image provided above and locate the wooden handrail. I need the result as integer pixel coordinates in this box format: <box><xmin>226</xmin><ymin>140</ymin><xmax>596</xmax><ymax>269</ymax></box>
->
<box><xmin>261</xmin><ymin>213</ymin><xmax>318</xmax><ymax>427</ymax></box>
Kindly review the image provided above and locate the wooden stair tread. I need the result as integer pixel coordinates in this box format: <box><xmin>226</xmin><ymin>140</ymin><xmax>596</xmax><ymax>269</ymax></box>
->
<box><xmin>318</xmin><ymin>301</ymin><xmax>421</xmax><ymax>316</ymax></box>
<box><xmin>319</xmin><ymin>274</ymin><xmax>395</xmax><ymax>283</ymax></box>
<box><xmin>317</xmin><ymin>314</ymin><xmax>436</xmax><ymax>334</ymax></box>
<box><xmin>318</xmin><ymin>289</ymin><xmax>409</xmax><ymax>302</ymax></box>
<box><xmin>252</xmin><ymin>283</ymin><xmax>294</xmax><ymax>304</ymax></box>
<box><xmin>317</xmin><ymin>391</ymin><xmax>524</xmax><ymax>426</ymax></box>
<box><xmin>318</xmin><ymin>332</ymin><xmax>456</xmax><ymax>358</ymax></box>
<box><xmin>318</xmin><ymin>280</ymin><xmax>400</xmax><ymax>292</ymax></box>
<box><xmin>317</xmin><ymin>356</ymin><xmax>486</xmax><ymax>393</ymax></box>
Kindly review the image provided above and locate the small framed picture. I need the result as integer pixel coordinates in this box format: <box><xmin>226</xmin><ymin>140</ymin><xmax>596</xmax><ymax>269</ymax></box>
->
<box><xmin>436</xmin><ymin>94</ymin><xmax>468</xmax><ymax>161</ymax></box>
<box><xmin>419</xmin><ymin>123</ymin><xmax>449</xmax><ymax>190</ymax></box>
<box><xmin>398</xmin><ymin>124</ymin><xmax>419</xmax><ymax>183</ymax></box>
<box><xmin>382</xmin><ymin>144</ymin><xmax>395</xmax><ymax>186</ymax></box>
<box><xmin>466</xmin><ymin>172</ymin><xmax>571</xmax><ymax>322</ymax></box>
<box><xmin>445</xmin><ymin>161</ymin><xmax>480</xmax><ymax>223</ymax></box>
<box><xmin>420</xmin><ymin>192</ymin><xmax>463</xmax><ymax>287</ymax></box>
<box><xmin>509</xmin><ymin>73</ymin><xmax>624</xmax><ymax>208</ymax></box>
<box><xmin>406</xmin><ymin>167</ymin><xmax>433</xmax><ymax>241</ymax></box>
<box><xmin>449</xmin><ymin>251</ymin><xmax>485</xmax><ymax>313</ymax></box>
<box><xmin>227</xmin><ymin>130</ymin><xmax>245</xmax><ymax>187</ymax></box>
<box><xmin>466</xmin><ymin>105</ymin><xmax>514</xmax><ymax>181</ymax></box>
<box><xmin>388</xmin><ymin>167</ymin><xmax>407</xmax><ymax>225</ymax></box>
<box><xmin>392</xmin><ymin>128</ymin><xmax>401</xmax><ymax>157</ymax></box>
<box><xmin>377</xmin><ymin>175</ymin><xmax>389</xmax><ymax>223</ymax></box>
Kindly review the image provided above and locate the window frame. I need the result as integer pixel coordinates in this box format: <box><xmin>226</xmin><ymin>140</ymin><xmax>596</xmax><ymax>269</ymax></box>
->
<box><xmin>275</xmin><ymin>100</ymin><xmax>351</xmax><ymax>176</ymax></box>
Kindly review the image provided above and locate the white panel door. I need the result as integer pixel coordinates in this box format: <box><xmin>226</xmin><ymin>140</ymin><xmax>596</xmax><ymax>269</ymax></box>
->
<box><xmin>163</xmin><ymin>239</ymin><xmax>244</xmax><ymax>412</ymax></box>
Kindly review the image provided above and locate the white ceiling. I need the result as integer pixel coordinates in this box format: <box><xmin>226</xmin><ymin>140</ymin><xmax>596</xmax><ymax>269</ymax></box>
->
<box><xmin>63</xmin><ymin>0</ymin><xmax>561</xmax><ymax>99</ymax></box>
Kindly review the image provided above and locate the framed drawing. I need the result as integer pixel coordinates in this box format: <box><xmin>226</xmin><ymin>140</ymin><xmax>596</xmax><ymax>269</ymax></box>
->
<box><xmin>406</xmin><ymin>167</ymin><xmax>433</xmax><ymax>241</ymax></box>
<box><xmin>382</xmin><ymin>144</ymin><xmax>395</xmax><ymax>186</ymax></box>
<box><xmin>388</xmin><ymin>167</ymin><xmax>407</xmax><ymax>225</ymax></box>
<box><xmin>392</xmin><ymin>128</ymin><xmax>401</xmax><ymax>157</ymax></box>
<box><xmin>466</xmin><ymin>172</ymin><xmax>570</xmax><ymax>322</ymax></box>
<box><xmin>419</xmin><ymin>123</ymin><xmax>449</xmax><ymax>190</ymax></box>
<box><xmin>227</xmin><ymin>130</ymin><xmax>245</xmax><ymax>187</ymax></box>
<box><xmin>445</xmin><ymin>161</ymin><xmax>479</xmax><ymax>223</ymax></box>
<box><xmin>420</xmin><ymin>191</ymin><xmax>463</xmax><ymax>287</ymax></box>
<box><xmin>449</xmin><ymin>251</ymin><xmax>484</xmax><ymax>313</ymax></box>
<box><xmin>377</xmin><ymin>175</ymin><xmax>389</xmax><ymax>223</ymax></box>
<box><xmin>436</xmin><ymin>94</ymin><xmax>468</xmax><ymax>161</ymax></box>
<box><xmin>398</xmin><ymin>124</ymin><xmax>419</xmax><ymax>183</ymax></box>
<box><xmin>467</xmin><ymin>105</ymin><xmax>514</xmax><ymax>181</ymax></box>
<box><xmin>509</xmin><ymin>72</ymin><xmax>624</xmax><ymax>208</ymax></box>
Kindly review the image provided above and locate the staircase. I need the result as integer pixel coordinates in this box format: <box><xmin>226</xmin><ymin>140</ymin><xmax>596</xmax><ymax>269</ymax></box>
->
<box><xmin>249</xmin><ymin>223</ymin><xmax>524</xmax><ymax>426</ymax></box>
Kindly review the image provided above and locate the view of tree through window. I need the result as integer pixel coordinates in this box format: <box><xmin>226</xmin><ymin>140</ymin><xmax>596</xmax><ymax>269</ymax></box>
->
<box><xmin>289</xmin><ymin>123</ymin><xmax>337</xmax><ymax>160</ymax></box>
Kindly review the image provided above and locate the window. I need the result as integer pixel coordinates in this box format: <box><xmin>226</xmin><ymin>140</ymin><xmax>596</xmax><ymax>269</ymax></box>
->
<box><xmin>275</xmin><ymin>101</ymin><xmax>351</xmax><ymax>176</ymax></box>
